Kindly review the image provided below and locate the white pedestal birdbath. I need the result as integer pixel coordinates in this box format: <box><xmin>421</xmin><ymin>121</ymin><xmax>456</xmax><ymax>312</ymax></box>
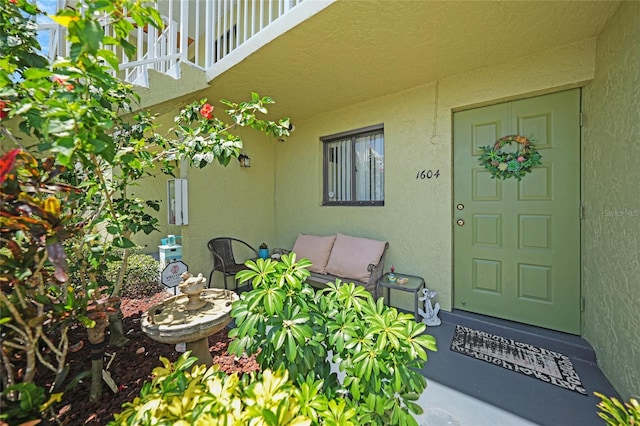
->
<box><xmin>141</xmin><ymin>272</ymin><xmax>238</xmax><ymax>367</ymax></box>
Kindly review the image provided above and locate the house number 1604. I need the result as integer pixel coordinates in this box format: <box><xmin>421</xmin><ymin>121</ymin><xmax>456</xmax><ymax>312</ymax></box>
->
<box><xmin>416</xmin><ymin>169</ymin><xmax>440</xmax><ymax>179</ymax></box>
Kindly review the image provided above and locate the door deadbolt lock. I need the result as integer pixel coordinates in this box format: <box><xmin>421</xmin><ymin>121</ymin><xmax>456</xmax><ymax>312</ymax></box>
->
<box><xmin>456</xmin><ymin>204</ymin><xmax>464</xmax><ymax>210</ymax></box>
<box><xmin>456</xmin><ymin>219</ymin><xmax>465</xmax><ymax>226</ymax></box>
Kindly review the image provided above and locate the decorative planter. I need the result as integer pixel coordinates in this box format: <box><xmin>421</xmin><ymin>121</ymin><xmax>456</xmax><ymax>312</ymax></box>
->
<box><xmin>259</xmin><ymin>248</ymin><xmax>269</xmax><ymax>259</ymax></box>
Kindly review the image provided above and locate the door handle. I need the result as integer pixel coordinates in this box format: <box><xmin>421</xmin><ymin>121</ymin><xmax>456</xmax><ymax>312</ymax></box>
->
<box><xmin>457</xmin><ymin>219</ymin><xmax>465</xmax><ymax>226</ymax></box>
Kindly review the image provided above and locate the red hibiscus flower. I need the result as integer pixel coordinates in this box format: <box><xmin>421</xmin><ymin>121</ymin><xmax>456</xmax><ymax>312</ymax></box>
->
<box><xmin>0</xmin><ymin>100</ymin><xmax>7</xmax><ymax>120</ymax></box>
<box><xmin>200</xmin><ymin>103</ymin><xmax>214</xmax><ymax>119</ymax></box>
<box><xmin>53</xmin><ymin>75</ymin><xmax>74</xmax><ymax>90</ymax></box>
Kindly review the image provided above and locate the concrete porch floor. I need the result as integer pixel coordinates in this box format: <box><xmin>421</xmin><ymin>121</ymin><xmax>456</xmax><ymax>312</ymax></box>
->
<box><xmin>415</xmin><ymin>309</ymin><xmax>619</xmax><ymax>425</ymax></box>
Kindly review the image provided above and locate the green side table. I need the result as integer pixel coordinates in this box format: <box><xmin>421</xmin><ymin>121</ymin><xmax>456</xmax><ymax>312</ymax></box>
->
<box><xmin>377</xmin><ymin>273</ymin><xmax>425</xmax><ymax>321</ymax></box>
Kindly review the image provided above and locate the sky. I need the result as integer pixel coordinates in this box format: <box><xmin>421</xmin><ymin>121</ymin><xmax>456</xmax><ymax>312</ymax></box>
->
<box><xmin>36</xmin><ymin>0</ymin><xmax>59</xmax><ymax>56</ymax></box>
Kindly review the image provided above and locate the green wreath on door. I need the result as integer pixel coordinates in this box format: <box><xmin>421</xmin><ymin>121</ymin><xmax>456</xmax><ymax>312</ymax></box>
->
<box><xmin>478</xmin><ymin>135</ymin><xmax>542</xmax><ymax>180</ymax></box>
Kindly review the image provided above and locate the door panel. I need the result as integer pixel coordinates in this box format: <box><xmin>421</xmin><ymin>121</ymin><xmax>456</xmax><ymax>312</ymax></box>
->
<box><xmin>453</xmin><ymin>89</ymin><xmax>581</xmax><ymax>334</ymax></box>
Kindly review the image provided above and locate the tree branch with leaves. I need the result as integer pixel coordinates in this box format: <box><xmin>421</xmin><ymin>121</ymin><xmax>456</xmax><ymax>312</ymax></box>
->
<box><xmin>1</xmin><ymin>0</ymin><xmax>291</xmax><ymax>417</ymax></box>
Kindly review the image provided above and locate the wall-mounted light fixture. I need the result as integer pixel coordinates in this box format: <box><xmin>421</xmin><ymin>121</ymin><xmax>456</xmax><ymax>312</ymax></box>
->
<box><xmin>238</xmin><ymin>153</ymin><xmax>251</xmax><ymax>168</ymax></box>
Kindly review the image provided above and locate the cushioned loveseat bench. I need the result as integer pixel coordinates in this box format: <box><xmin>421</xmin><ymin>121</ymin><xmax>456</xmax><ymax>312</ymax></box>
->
<box><xmin>281</xmin><ymin>233</ymin><xmax>389</xmax><ymax>297</ymax></box>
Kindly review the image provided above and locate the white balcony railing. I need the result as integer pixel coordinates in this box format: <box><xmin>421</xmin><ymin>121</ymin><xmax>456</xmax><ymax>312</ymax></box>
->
<box><xmin>38</xmin><ymin>0</ymin><xmax>303</xmax><ymax>87</ymax></box>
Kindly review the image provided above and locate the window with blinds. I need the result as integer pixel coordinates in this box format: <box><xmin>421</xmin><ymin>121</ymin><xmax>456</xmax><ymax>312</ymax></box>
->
<box><xmin>322</xmin><ymin>124</ymin><xmax>384</xmax><ymax>206</ymax></box>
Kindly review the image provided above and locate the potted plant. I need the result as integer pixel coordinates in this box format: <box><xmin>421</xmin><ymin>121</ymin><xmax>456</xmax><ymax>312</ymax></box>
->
<box><xmin>258</xmin><ymin>243</ymin><xmax>269</xmax><ymax>259</ymax></box>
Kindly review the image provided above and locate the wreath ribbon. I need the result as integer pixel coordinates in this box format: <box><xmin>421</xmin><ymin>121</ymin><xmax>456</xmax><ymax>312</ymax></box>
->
<box><xmin>494</xmin><ymin>135</ymin><xmax>531</xmax><ymax>151</ymax></box>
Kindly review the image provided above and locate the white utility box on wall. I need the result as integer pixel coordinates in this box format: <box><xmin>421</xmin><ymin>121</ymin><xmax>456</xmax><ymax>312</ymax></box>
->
<box><xmin>167</xmin><ymin>179</ymin><xmax>188</xmax><ymax>225</ymax></box>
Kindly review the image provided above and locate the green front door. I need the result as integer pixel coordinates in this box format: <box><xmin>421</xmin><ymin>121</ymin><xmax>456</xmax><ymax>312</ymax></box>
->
<box><xmin>453</xmin><ymin>89</ymin><xmax>581</xmax><ymax>334</ymax></box>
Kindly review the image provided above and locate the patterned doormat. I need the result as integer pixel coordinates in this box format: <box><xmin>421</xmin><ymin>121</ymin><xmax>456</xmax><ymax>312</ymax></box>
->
<box><xmin>450</xmin><ymin>325</ymin><xmax>587</xmax><ymax>395</ymax></box>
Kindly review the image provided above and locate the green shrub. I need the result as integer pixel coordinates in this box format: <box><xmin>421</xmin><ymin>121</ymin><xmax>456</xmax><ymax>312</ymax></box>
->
<box><xmin>104</xmin><ymin>252</ymin><xmax>164</xmax><ymax>298</ymax></box>
<box><xmin>110</xmin><ymin>353</ymin><xmax>316</xmax><ymax>425</ymax></box>
<box><xmin>595</xmin><ymin>392</ymin><xmax>640</xmax><ymax>425</ymax></box>
<box><xmin>229</xmin><ymin>254</ymin><xmax>438</xmax><ymax>425</ymax></box>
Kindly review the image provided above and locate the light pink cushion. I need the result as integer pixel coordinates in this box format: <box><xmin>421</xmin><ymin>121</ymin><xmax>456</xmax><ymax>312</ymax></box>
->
<box><xmin>292</xmin><ymin>234</ymin><xmax>337</xmax><ymax>274</ymax></box>
<box><xmin>325</xmin><ymin>233</ymin><xmax>386</xmax><ymax>283</ymax></box>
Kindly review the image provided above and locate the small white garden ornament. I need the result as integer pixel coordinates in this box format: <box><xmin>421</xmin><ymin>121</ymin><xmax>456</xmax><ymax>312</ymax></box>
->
<box><xmin>418</xmin><ymin>288</ymin><xmax>441</xmax><ymax>326</ymax></box>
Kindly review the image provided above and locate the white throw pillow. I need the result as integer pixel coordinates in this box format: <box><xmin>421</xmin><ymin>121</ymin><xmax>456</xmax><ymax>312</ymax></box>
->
<box><xmin>325</xmin><ymin>233</ymin><xmax>386</xmax><ymax>283</ymax></box>
<box><xmin>291</xmin><ymin>234</ymin><xmax>337</xmax><ymax>274</ymax></box>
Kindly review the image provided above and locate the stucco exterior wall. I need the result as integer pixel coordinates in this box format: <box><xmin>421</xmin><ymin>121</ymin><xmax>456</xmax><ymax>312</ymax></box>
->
<box><xmin>128</xmin><ymin>113</ymin><xmax>187</xmax><ymax>256</ymax></box>
<box><xmin>128</xmin><ymin>170</ymin><xmax>182</xmax><ymax>255</ymax></box>
<box><xmin>130</xmin><ymin>109</ymin><xmax>279</xmax><ymax>287</ymax></box>
<box><xmin>273</xmin><ymin>40</ymin><xmax>596</xmax><ymax>310</ymax></box>
<box><xmin>582</xmin><ymin>0</ymin><xmax>640</xmax><ymax>400</ymax></box>
<box><xmin>179</xmin><ymin>126</ymin><xmax>278</xmax><ymax>288</ymax></box>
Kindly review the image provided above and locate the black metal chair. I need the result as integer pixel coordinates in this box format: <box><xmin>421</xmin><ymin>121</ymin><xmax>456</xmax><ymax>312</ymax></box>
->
<box><xmin>207</xmin><ymin>237</ymin><xmax>258</xmax><ymax>290</ymax></box>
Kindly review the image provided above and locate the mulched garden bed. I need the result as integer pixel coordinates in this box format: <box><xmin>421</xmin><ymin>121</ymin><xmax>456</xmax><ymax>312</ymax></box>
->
<box><xmin>35</xmin><ymin>291</ymin><xmax>258</xmax><ymax>425</ymax></box>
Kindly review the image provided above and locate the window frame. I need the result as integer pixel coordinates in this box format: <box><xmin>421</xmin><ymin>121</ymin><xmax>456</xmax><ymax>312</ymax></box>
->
<box><xmin>321</xmin><ymin>123</ymin><xmax>385</xmax><ymax>207</ymax></box>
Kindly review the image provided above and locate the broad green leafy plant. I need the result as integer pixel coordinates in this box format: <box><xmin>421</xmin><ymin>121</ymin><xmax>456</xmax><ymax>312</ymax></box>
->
<box><xmin>229</xmin><ymin>254</ymin><xmax>438</xmax><ymax>426</ymax></box>
<box><xmin>111</xmin><ymin>353</ymin><xmax>312</xmax><ymax>426</ymax></box>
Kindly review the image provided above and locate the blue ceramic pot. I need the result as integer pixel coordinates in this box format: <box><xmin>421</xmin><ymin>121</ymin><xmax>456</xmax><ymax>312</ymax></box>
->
<box><xmin>259</xmin><ymin>248</ymin><xmax>269</xmax><ymax>259</ymax></box>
